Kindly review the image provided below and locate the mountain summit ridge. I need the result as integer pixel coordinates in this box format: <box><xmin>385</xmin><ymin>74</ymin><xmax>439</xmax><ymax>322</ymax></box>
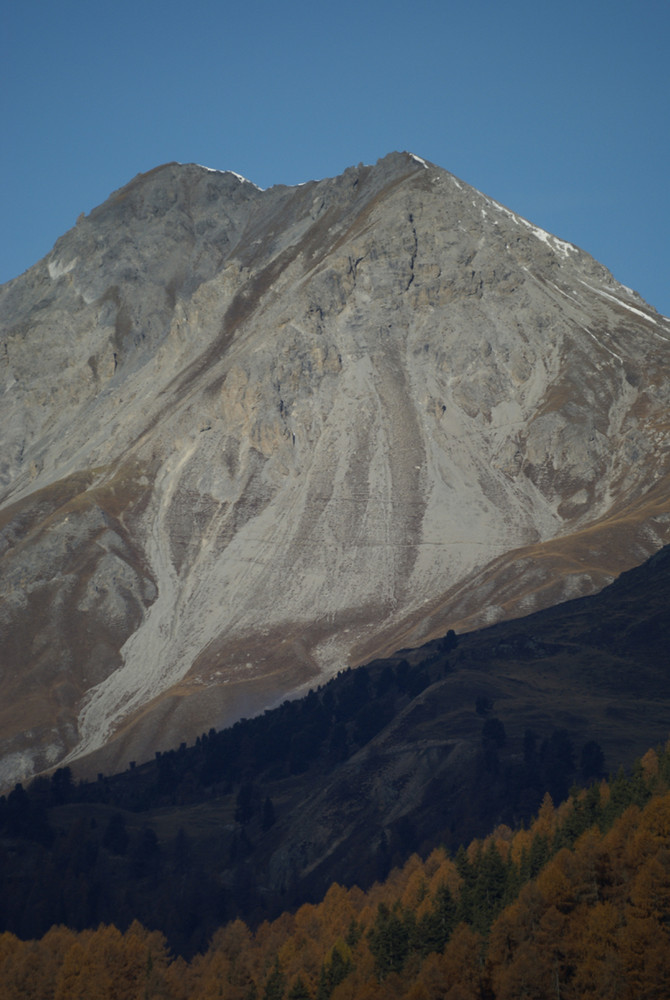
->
<box><xmin>1</xmin><ymin>152</ymin><xmax>670</xmax><ymax>785</ymax></box>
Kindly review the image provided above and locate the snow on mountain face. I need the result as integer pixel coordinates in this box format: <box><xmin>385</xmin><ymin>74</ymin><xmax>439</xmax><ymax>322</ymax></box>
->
<box><xmin>1</xmin><ymin>152</ymin><xmax>670</xmax><ymax>786</ymax></box>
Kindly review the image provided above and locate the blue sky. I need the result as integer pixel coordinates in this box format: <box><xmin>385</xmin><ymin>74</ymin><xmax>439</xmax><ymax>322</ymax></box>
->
<box><xmin>2</xmin><ymin>0</ymin><xmax>668</xmax><ymax>314</ymax></box>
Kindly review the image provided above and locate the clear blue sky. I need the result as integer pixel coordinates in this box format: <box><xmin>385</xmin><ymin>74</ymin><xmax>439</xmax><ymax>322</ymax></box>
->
<box><xmin>2</xmin><ymin>0</ymin><xmax>669</xmax><ymax>314</ymax></box>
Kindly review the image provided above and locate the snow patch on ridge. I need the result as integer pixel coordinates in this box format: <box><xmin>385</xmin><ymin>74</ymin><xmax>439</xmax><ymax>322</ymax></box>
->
<box><xmin>524</xmin><ymin>223</ymin><xmax>576</xmax><ymax>259</ymax></box>
<box><xmin>482</xmin><ymin>197</ymin><xmax>577</xmax><ymax>258</ymax></box>
<box><xmin>578</xmin><ymin>280</ymin><xmax>666</xmax><ymax>330</ymax></box>
<box><xmin>190</xmin><ymin>163</ymin><xmax>264</xmax><ymax>189</ymax></box>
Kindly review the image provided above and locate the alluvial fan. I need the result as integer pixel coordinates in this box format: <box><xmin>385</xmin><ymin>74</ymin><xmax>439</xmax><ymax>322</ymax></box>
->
<box><xmin>1</xmin><ymin>151</ymin><xmax>670</xmax><ymax>785</ymax></box>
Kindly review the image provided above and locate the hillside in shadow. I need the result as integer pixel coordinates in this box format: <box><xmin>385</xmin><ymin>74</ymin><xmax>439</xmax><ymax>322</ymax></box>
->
<box><xmin>1</xmin><ymin>545</ymin><xmax>669</xmax><ymax>955</ymax></box>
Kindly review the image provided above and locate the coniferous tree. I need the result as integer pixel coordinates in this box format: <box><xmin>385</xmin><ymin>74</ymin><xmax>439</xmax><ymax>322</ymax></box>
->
<box><xmin>102</xmin><ymin>813</ymin><xmax>129</xmax><ymax>855</ymax></box>
<box><xmin>287</xmin><ymin>975</ymin><xmax>311</xmax><ymax>1000</ymax></box>
<box><xmin>580</xmin><ymin>740</ymin><xmax>605</xmax><ymax>781</ymax></box>
<box><xmin>415</xmin><ymin>881</ymin><xmax>457</xmax><ymax>954</ymax></box>
<box><xmin>262</xmin><ymin>957</ymin><xmax>286</xmax><ymax>1000</ymax></box>
<box><xmin>367</xmin><ymin>902</ymin><xmax>410</xmax><ymax>979</ymax></box>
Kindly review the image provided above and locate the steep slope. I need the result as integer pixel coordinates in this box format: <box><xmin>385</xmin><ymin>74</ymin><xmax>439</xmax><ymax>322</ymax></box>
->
<box><xmin>1</xmin><ymin>152</ymin><xmax>670</xmax><ymax>785</ymax></box>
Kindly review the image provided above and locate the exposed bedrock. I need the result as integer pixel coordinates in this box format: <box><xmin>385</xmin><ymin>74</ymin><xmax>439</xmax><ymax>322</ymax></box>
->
<box><xmin>1</xmin><ymin>152</ymin><xmax>670</xmax><ymax>785</ymax></box>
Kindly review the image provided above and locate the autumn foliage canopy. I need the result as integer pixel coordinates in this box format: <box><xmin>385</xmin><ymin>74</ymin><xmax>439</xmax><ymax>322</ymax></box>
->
<box><xmin>1</xmin><ymin>744</ymin><xmax>669</xmax><ymax>999</ymax></box>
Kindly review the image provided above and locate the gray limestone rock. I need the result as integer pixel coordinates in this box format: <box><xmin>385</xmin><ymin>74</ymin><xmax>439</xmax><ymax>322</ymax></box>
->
<box><xmin>2</xmin><ymin>151</ymin><xmax>670</xmax><ymax>786</ymax></box>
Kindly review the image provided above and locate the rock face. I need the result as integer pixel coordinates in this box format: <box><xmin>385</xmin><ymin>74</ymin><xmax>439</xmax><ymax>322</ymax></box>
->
<box><xmin>2</xmin><ymin>152</ymin><xmax>670</xmax><ymax>786</ymax></box>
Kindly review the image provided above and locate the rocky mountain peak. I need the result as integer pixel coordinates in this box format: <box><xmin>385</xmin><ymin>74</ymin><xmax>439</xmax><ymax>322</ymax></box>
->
<box><xmin>1</xmin><ymin>153</ymin><xmax>669</xmax><ymax>787</ymax></box>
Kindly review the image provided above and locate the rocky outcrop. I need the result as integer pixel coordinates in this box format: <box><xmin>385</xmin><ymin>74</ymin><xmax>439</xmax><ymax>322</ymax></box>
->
<box><xmin>2</xmin><ymin>152</ymin><xmax>670</xmax><ymax>786</ymax></box>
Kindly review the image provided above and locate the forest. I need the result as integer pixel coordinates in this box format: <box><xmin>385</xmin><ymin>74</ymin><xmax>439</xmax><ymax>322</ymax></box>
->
<box><xmin>0</xmin><ymin>627</ymin><xmax>610</xmax><ymax>955</ymax></box>
<box><xmin>3</xmin><ymin>547</ymin><xmax>670</xmax><ymax>995</ymax></box>
<box><xmin>0</xmin><ymin>742</ymin><xmax>668</xmax><ymax>999</ymax></box>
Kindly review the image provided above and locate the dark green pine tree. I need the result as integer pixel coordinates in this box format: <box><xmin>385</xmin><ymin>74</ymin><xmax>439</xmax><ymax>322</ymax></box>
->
<box><xmin>262</xmin><ymin>958</ymin><xmax>286</xmax><ymax>1000</ymax></box>
<box><xmin>288</xmin><ymin>976</ymin><xmax>311</xmax><ymax>1000</ymax></box>
<box><xmin>315</xmin><ymin>944</ymin><xmax>353</xmax><ymax>999</ymax></box>
<box><xmin>607</xmin><ymin>763</ymin><xmax>651</xmax><ymax>821</ymax></box>
<box><xmin>345</xmin><ymin>918</ymin><xmax>362</xmax><ymax>948</ymax></box>
<box><xmin>414</xmin><ymin>881</ymin><xmax>457</xmax><ymax>955</ymax></box>
<box><xmin>454</xmin><ymin>845</ymin><xmax>476</xmax><ymax>925</ymax></box>
<box><xmin>470</xmin><ymin>840</ymin><xmax>509</xmax><ymax>934</ymax></box>
<box><xmin>528</xmin><ymin>831</ymin><xmax>551</xmax><ymax>878</ymax></box>
<box><xmin>367</xmin><ymin>901</ymin><xmax>411</xmax><ymax>979</ymax></box>
<box><xmin>102</xmin><ymin>812</ymin><xmax>129</xmax><ymax>855</ymax></box>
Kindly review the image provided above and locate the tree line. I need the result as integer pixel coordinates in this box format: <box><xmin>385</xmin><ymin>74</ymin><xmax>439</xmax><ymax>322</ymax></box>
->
<box><xmin>0</xmin><ymin>627</ymin><xmax>608</xmax><ymax>956</ymax></box>
<box><xmin>0</xmin><ymin>741</ymin><xmax>668</xmax><ymax>998</ymax></box>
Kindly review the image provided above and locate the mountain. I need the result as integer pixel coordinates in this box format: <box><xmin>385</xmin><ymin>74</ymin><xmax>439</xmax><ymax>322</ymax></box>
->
<box><xmin>1</xmin><ymin>152</ymin><xmax>670</xmax><ymax>787</ymax></box>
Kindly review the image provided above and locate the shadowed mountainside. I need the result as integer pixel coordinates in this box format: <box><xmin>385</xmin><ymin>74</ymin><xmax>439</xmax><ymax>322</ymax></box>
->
<box><xmin>1</xmin><ymin>543</ymin><xmax>669</xmax><ymax>953</ymax></box>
